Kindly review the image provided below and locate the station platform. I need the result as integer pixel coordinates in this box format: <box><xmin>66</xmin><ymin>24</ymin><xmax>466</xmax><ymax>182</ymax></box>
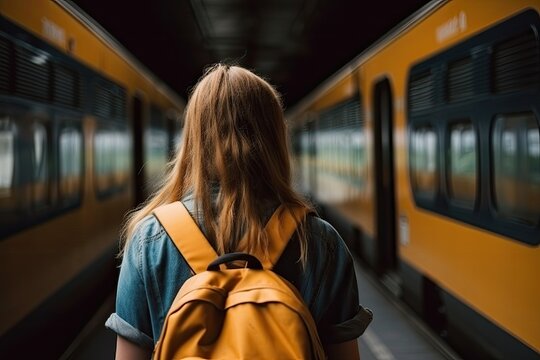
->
<box><xmin>353</xmin><ymin>258</ymin><xmax>461</xmax><ymax>360</ymax></box>
<box><xmin>61</xmin><ymin>258</ymin><xmax>462</xmax><ymax>360</ymax></box>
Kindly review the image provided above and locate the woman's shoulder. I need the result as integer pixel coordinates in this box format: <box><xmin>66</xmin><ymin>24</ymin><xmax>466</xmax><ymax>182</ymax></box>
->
<box><xmin>304</xmin><ymin>214</ymin><xmax>352</xmax><ymax>257</ymax></box>
<box><xmin>306</xmin><ymin>214</ymin><xmax>341</xmax><ymax>240</ymax></box>
<box><xmin>139</xmin><ymin>214</ymin><xmax>165</xmax><ymax>236</ymax></box>
<box><xmin>128</xmin><ymin>214</ymin><xmax>167</xmax><ymax>249</ymax></box>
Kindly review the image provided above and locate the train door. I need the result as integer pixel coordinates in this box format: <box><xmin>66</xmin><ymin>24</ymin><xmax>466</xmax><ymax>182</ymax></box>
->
<box><xmin>132</xmin><ymin>95</ymin><xmax>144</xmax><ymax>206</ymax></box>
<box><xmin>373</xmin><ymin>79</ymin><xmax>397</xmax><ymax>275</ymax></box>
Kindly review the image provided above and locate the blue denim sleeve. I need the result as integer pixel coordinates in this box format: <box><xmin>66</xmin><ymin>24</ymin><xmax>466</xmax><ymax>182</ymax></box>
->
<box><xmin>105</xmin><ymin>218</ymin><xmax>154</xmax><ymax>349</ymax></box>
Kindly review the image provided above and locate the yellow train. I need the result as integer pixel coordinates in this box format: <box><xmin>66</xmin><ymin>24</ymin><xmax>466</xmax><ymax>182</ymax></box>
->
<box><xmin>288</xmin><ymin>0</ymin><xmax>540</xmax><ymax>358</ymax></box>
<box><xmin>0</xmin><ymin>0</ymin><xmax>183</xmax><ymax>358</ymax></box>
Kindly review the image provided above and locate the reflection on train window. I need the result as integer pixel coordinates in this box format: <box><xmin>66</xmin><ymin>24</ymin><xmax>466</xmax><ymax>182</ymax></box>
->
<box><xmin>145</xmin><ymin>127</ymin><xmax>168</xmax><ymax>176</ymax></box>
<box><xmin>448</xmin><ymin>122</ymin><xmax>477</xmax><ymax>208</ymax></box>
<box><xmin>0</xmin><ymin>117</ymin><xmax>15</xmax><ymax>197</ymax></box>
<box><xmin>311</xmin><ymin>98</ymin><xmax>364</xmax><ymax>203</ymax></box>
<box><xmin>145</xmin><ymin>106</ymin><xmax>168</xmax><ymax>194</ymax></box>
<box><xmin>170</xmin><ymin>113</ymin><xmax>184</xmax><ymax>155</ymax></box>
<box><xmin>299</xmin><ymin>123</ymin><xmax>312</xmax><ymax>193</ymax></box>
<box><xmin>492</xmin><ymin>113</ymin><xmax>540</xmax><ymax>225</ymax></box>
<box><xmin>32</xmin><ymin>122</ymin><xmax>50</xmax><ymax>207</ymax></box>
<box><xmin>94</xmin><ymin>125</ymin><xmax>130</xmax><ymax>197</ymax></box>
<box><xmin>410</xmin><ymin>127</ymin><xmax>437</xmax><ymax>199</ymax></box>
<box><xmin>59</xmin><ymin>126</ymin><xmax>83</xmax><ymax>203</ymax></box>
<box><xmin>351</xmin><ymin>128</ymin><xmax>366</xmax><ymax>187</ymax></box>
<box><xmin>528</xmin><ymin>128</ymin><xmax>540</xmax><ymax>181</ymax></box>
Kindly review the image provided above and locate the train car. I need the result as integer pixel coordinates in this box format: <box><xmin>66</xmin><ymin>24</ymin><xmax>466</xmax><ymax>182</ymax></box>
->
<box><xmin>288</xmin><ymin>0</ymin><xmax>540</xmax><ymax>358</ymax></box>
<box><xmin>0</xmin><ymin>0</ymin><xmax>184</xmax><ymax>358</ymax></box>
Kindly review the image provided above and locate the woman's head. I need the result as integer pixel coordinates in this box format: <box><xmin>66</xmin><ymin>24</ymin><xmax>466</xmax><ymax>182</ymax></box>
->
<box><xmin>124</xmin><ymin>64</ymin><xmax>311</xmax><ymax>259</ymax></box>
<box><xmin>181</xmin><ymin>64</ymin><xmax>290</xmax><ymax>198</ymax></box>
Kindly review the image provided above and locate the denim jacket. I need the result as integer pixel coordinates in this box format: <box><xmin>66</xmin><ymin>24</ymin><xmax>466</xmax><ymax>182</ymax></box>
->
<box><xmin>105</xmin><ymin>191</ymin><xmax>372</xmax><ymax>349</ymax></box>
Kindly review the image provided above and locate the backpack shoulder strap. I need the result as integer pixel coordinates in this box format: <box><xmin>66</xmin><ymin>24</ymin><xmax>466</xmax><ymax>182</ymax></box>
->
<box><xmin>262</xmin><ymin>205</ymin><xmax>309</xmax><ymax>270</ymax></box>
<box><xmin>153</xmin><ymin>201</ymin><xmax>218</xmax><ymax>274</ymax></box>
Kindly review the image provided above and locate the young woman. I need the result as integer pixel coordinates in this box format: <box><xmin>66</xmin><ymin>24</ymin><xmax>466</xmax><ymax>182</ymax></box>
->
<box><xmin>106</xmin><ymin>64</ymin><xmax>372</xmax><ymax>359</ymax></box>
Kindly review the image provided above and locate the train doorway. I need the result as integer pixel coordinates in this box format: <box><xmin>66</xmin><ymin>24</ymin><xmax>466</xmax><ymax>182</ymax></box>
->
<box><xmin>373</xmin><ymin>79</ymin><xmax>397</xmax><ymax>275</ymax></box>
<box><xmin>132</xmin><ymin>95</ymin><xmax>144</xmax><ymax>206</ymax></box>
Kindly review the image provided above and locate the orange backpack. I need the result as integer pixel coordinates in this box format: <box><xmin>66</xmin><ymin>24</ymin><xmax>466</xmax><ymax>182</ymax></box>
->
<box><xmin>152</xmin><ymin>202</ymin><xmax>325</xmax><ymax>359</ymax></box>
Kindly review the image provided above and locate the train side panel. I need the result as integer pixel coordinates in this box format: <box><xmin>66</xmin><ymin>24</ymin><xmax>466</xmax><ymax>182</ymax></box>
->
<box><xmin>0</xmin><ymin>0</ymin><xmax>183</xmax><ymax>356</ymax></box>
<box><xmin>382</xmin><ymin>0</ymin><xmax>539</xmax><ymax>354</ymax></box>
<box><xmin>289</xmin><ymin>0</ymin><xmax>540</xmax><ymax>357</ymax></box>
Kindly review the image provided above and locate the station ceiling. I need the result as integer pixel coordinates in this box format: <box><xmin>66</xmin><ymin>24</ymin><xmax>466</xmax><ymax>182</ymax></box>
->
<box><xmin>71</xmin><ymin>0</ymin><xmax>430</xmax><ymax>108</ymax></box>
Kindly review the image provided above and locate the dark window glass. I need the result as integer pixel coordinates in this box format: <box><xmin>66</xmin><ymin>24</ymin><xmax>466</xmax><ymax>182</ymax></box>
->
<box><xmin>94</xmin><ymin>124</ymin><xmax>129</xmax><ymax>196</ymax></box>
<box><xmin>409</xmin><ymin>71</ymin><xmax>434</xmax><ymax>112</ymax></box>
<box><xmin>0</xmin><ymin>117</ymin><xmax>15</xmax><ymax>199</ymax></box>
<box><xmin>315</xmin><ymin>98</ymin><xmax>363</xmax><ymax>202</ymax></box>
<box><xmin>448</xmin><ymin>122</ymin><xmax>477</xmax><ymax>208</ymax></box>
<box><xmin>410</xmin><ymin>127</ymin><xmax>438</xmax><ymax>199</ymax></box>
<box><xmin>95</xmin><ymin>79</ymin><xmax>126</xmax><ymax>120</ymax></box>
<box><xmin>493</xmin><ymin>29</ymin><xmax>540</xmax><ymax>94</ymax></box>
<box><xmin>53</xmin><ymin>63</ymin><xmax>81</xmax><ymax>108</ymax></box>
<box><xmin>0</xmin><ymin>35</ymin><xmax>11</xmax><ymax>93</ymax></box>
<box><xmin>492</xmin><ymin>113</ymin><xmax>540</xmax><ymax>225</ymax></box>
<box><xmin>0</xmin><ymin>115</ymin><xmax>20</xmax><ymax>235</ymax></box>
<box><xmin>14</xmin><ymin>44</ymin><xmax>50</xmax><ymax>101</ymax></box>
<box><xmin>144</xmin><ymin>106</ymin><xmax>168</xmax><ymax>194</ymax></box>
<box><xmin>59</xmin><ymin>125</ymin><xmax>83</xmax><ymax>202</ymax></box>
<box><xmin>447</xmin><ymin>57</ymin><xmax>474</xmax><ymax>102</ymax></box>
<box><xmin>31</xmin><ymin>121</ymin><xmax>51</xmax><ymax>208</ymax></box>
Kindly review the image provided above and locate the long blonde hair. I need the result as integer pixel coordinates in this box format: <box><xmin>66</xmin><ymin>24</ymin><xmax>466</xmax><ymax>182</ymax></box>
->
<box><xmin>122</xmin><ymin>64</ymin><xmax>312</xmax><ymax>263</ymax></box>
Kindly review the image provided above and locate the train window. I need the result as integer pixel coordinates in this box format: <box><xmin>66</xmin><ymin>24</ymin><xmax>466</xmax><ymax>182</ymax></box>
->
<box><xmin>95</xmin><ymin>78</ymin><xmax>127</xmax><ymax>120</ymax></box>
<box><xmin>447</xmin><ymin>57</ymin><xmax>474</xmax><ymax>102</ymax></box>
<box><xmin>492</xmin><ymin>113</ymin><xmax>540</xmax><ymax>225</ymax></box>
<box><xmin>59</xmin><ymin>125</ymin><xmax>83</xmax><ymax>204</ymax></box>
<box><xmin>0</xmin><ymin>117</ymin><xmax>15</xmax><ymax>197</ymax></box>
<box><xmin>408</xmin><ymin>9</ymin><xmax>540</xmax><ymax>244</ymax></box>
<box><xmin>300</xmin><ymin>122</ymin><xmax>313</xmax><ymax>193</ymax></box>
<box><xmin>410</xmin><ymin>127</ymin><xmax>438</xmax><ymax>199</ymax></box>
<box><xmin>145</xmin><ymin>106</ymin><xmax>168</xmax><ymax>194</ymax></box>
<box><xmin>116</xmin><ymin>129</ymin><xmax>130</xmax><ymax>187</ymax></box>
<box><xmin>408</xmin><ymin>71</ymin><xmax>435</xmax><ymax>112</ymax></box>
<box><xmin>492</xmin><ymin>29</ymin><xmax>540</xmax><ymax>94</ymax></box>
<box><xmin>447</xmin><ymin>122</ymin><xmax>477</xmax><ymax>208</ymax></box>
<box><xmin>0</xmin><ymin>114</ymin><xmax>24</xmax><ymax>238</ymax></box>
<box><xmin>172</xmin><ymin>114</ymin><xmax>184</xmax><ymax>154</ymax></box>
<box><xmin>31</xmin><ymin>122</ymin><xmax>51</xmax><ymax>208</ymax></box>
<box><xmin>53</xmin><ymin>63</ymin><xmax>81</xmax><ymax>108</ymax></box>
<box><xmin>313</xmin><ymin>98</ymin><xmax>363</xmax><ymax>202</ymax></box>
<box><xmin>94</xmin><ymin>128</ymin><xmax>114</xmax><ymax>194</ymax></box>
<box><xmin>94</xmin><ymin>123</ymin><xmax>130</xmax><ymax>197</ymax></box>
<box><xmin>0</xmin><ymin>36</ymin><xmax>10</xmax><ymax>93</ymax></box>
<box><xmin>528</xmin><ymin>127</ymin><xmax>540</xmax><ymax>181</ymax></box>
<box><xmin>165</xmin><ymin>112</ymin><xmax>182</xmax><ymax>159</ymax></box>
<box><xmin>351</xmin><ymin>127</ymin><xmax>366</xmax><ymax>190</ymax></box>
<box><xmin>14</xmin><ymin>44</ymin><xmax>51</xmax><ymax>102</ymax></box>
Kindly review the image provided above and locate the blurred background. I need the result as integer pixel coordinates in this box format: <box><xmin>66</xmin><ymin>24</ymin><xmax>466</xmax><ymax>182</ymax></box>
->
<box><xmin>71</xmin><ymin>0</ymin><xmax>430</xmax><ymax>108</ymax></box>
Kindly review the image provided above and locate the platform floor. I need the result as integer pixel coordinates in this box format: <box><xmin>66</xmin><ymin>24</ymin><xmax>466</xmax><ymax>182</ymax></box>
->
<box><xmin>353</xmin><ymin>258</ymin><xmax>460</xmax><ymax>360</ymax></box>
<box><xmin>62</xmin><ymin>257</ymin><xmax>461</xmax><ymax>360</ymax></box>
